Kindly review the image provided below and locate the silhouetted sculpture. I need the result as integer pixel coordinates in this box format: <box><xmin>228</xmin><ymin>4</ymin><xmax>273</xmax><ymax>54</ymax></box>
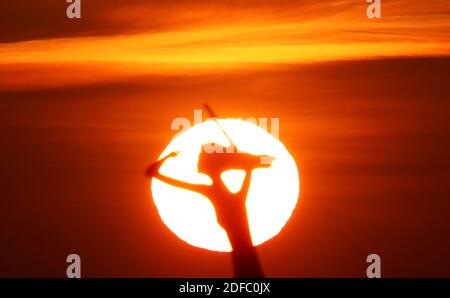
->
<box><xmin>146</xmin><ymin>145</ymin><xmax>274</xmax><ymax>278</ymax></box>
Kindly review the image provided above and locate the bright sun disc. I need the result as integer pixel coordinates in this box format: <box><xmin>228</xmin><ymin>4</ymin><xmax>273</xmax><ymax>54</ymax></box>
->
<box><xmin>151</xmin><ymin>119</ymin><xmax>300</xmax><ymax>252</ymax></box>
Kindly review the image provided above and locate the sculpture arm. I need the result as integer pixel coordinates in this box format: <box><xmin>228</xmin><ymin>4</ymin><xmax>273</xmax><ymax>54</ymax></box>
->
<box><xmin>153</xmin><ymin>172</ymin><xmax>210</xmax><ymax>197</ymax></box>
<box><xmin>237</xmin><ymin>170</ymin><xmax>253</xmax><ymax>201</ymax></box>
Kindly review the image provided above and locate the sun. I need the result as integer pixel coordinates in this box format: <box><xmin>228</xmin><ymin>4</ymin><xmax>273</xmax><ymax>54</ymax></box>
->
<box><xmin>150</xmin><ymin>119</ymin><xmax>300</xmax><ymax>252</ymax></box>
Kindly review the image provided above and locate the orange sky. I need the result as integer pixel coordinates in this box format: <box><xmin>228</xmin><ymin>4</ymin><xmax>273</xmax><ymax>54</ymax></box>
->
<box><xmin>1</xmin><ymin>0</ymin><xmax>449</xmax><ymax>89</ymax></box>
<box><xmin>1</xmin><ymin>1</ymin><xmax>450</xmax><ymax>277</ymax></box>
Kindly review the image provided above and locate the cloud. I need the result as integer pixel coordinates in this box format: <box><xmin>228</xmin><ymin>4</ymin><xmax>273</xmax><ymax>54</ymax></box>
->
<box><xmin>1</xmin><ymin>1</ymin><xmax>449</xmax><ymax>42</ymax></box>
<box><xmin>0</xmin><ymin>0</ymin><xmax>343</xmax><ymax>42</ymax></box>
<box><xmin>0</xmin><ymin>0</ymin><xmax>449</xmax><ymax>89</ymax></box>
